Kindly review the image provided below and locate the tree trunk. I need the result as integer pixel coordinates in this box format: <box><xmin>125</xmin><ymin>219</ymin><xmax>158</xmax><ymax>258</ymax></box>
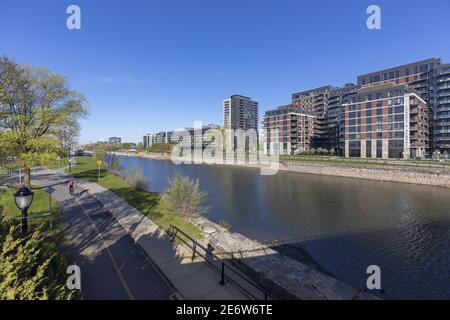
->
<box><xmin>23</xmin><ymin>168</ymin><xmax>31</xmax><ymax>187</ymax></box>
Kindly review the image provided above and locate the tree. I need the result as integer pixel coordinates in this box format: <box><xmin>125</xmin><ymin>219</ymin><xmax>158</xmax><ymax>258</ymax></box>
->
<box><xmin>330</xmin><ymin>148</ymin><xmax>336</xmax><ymax>156</ymax></box>
<box><xmin>136</xmin><ymin>142</ymin><xmax>144</xmax><ymax>153</ymax></box>
<box><xmin>148</xmin><ymin>143</ymin><xmax>175</xmax><ymax>154</ymax></box>
<box><xmin>55</xmin><ymin>117</ymin><xmax>81</xmax><ymax>157</ymax></box>
<box><xmin>163</xmin><ymin>173</ymin><xmax>208</xmax><ymax>217</ymax></box>
<box><xmin>0</xmin><ymin>57</ymin><xmax>88</xmax><ymax>187</ymax></box>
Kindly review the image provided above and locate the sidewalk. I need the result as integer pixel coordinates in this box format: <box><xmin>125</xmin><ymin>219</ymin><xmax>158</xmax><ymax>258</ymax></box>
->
<box><xmin>58</xmin><ymin>169</ymin><xmax>249</xmax><ymax>300</ymax></box>
<box><xmin>32</xmin><ymin>168</ymin><xmax>176</xmax><ymax>299</ymax></box>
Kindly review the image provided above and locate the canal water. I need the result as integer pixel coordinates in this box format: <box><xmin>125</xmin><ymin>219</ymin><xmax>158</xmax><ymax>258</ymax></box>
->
<box><xmin>112</xmin><ymin>155</ymin><xmax>450</xmax><ymax>299</ymax></box>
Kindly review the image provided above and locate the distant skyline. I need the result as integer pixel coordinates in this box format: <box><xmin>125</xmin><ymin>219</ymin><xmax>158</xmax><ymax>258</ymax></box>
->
<box><xmin>1</xmin><ymin>0</ymin><xmax>450</xmax><ymax>144</ymax></box>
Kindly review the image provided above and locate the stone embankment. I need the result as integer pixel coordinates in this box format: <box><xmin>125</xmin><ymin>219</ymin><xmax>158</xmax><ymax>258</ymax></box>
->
<box><xmin>280</xmin><ymin>161</ymin><xmax>450</xmax><ymax>188</ymax></box>
<box><xmin>190</xmin><ymin>217</ymin><xmax>377</xmax><ymax>300</ymax></box>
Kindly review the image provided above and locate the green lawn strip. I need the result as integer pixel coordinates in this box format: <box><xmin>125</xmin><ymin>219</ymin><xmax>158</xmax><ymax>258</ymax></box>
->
<box><xmin>67</xmin><ymin>156</ymin><xmax>202</xmax><ymax>239</ymax></box>
<box><xmin>45</xmin><ymin>158</ymin><xmax>69</xmax><ymax>170</ymax></box>
<box><xmin>0</xmin><ymin>185</ymin><xmax>59</xmax><ymax>235</ymax></box>
<box><xmin>280</xmin><ymin>156</ymin><xmax>449</xmax><ymax>167</ymax></box>
<box><xmin>0</xmin><ymin>186</ymin><xmax>76</xmax><ymax>300</ymax></box>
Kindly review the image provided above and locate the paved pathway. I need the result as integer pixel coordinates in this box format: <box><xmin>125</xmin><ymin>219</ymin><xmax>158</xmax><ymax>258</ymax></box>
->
<box><xmin>33</xmin><ymin>168</ymin><xmax>249</xmax><ymax>300</ymax></box>
<box><xmin>32</xmin><ymin>168</ymin><xmax>177</xmax><ymax>300</ymax></box>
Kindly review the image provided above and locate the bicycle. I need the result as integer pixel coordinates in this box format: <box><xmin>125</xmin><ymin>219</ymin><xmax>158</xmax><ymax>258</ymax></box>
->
<box><xmin>69</xmin><ymin>186</ymin><xmax>75</xmax><ymax>197</ymax></box>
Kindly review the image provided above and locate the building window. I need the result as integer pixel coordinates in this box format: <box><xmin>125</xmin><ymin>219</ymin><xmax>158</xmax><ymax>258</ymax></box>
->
<box><xmin>349</xmin><ymin>141</ymin><xmax>361</xmax><ymax>158</ymax></box>
<box><xmin>377</xmin><ymin>140</ymin><xmax>383</xmax><ymax>158</ymax></box>
<box><xmin>366</xmin><ymin>141</ymin><xmax>372</xmax><ymax>158</ymax></box>
<box><xmin>388</xmin><ymin>140</ymin><xmax>404</xmax><ymax>159</ymax></box>
<box><xmin>377</xmin><ymin>108</ymin><xmax>382</xmax><ymax>116</ymax></box>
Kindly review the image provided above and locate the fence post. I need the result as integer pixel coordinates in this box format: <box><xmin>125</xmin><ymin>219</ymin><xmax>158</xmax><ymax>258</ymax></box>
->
<box><xmin>192</xmin><ymin>242</ymin><xmax>197</xmax><ymax>260</ymax></box>
<box><xmin>169</xmin><ymin>226</ymin><xmax>175</xmax><ymax>242</ymax></box>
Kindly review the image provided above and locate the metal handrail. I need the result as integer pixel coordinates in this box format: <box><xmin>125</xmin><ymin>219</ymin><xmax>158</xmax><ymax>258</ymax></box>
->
<box><xmin>167</xmin><ymin>224</ymin><xmax>274</xmax><ymax>300</ymax></box>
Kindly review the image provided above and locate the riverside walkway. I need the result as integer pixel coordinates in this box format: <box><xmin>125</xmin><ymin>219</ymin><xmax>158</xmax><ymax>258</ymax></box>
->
<box><xmin>34</xmin><ymin>168</ymin><xmax>249</xmax><ymax>300</ymax></box>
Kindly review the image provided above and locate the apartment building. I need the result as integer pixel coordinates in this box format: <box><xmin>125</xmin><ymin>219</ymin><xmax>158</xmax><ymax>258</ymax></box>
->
<box><xmin>343</xmin><ymin>84</ymin><xmax>429</xmax><ymax>160</ymax></box>
<box><xmin>143</xmin><ymin>124</ymin><xmax>221</xmax><ymax>151</ymax></box>
<box><xmin>434</xmin><ymin>63</ymin><xmax>450</xmax><ymax>152</ymax></box>
<box><xmin>142</xmin><ymin>131</ymin><xmax>167</xmax><ymax>149</ymax></box>
<box><xmin>357</xmin><ymin>58</ymin><xmax>450</xmax><ymax>153</ymax></box>
<box><xmin>143</xmin><ymin>133</ymin><xmax>153</xmax><ymax>149</ymax></box>
<box><xmin>223</xmin><ymin>95</ymin><xmax>258</xmax><ymax>151</ymax></box>
<box><xmin>263</xmin><ymin>105</ymin><xmax>316</xmax><ymax>155</ymax></box>
<box><xmin>283</xmin><ymin>58</ymin><xmax>448</xmax><ymax>158</ymax></box>
<box><xmin>223</xmin><ymin>95</ymin><xmax>258</xmax><ymax>131</ymax></box>
<box><xmin>292</xmin><ymin>86</ymin><xmax>331</xmax><ymax>150</ymax></box>
<box><xmin>108</xmin><ymin>137</ymin><xmax>122</xmax><ymax>144</ymax></box>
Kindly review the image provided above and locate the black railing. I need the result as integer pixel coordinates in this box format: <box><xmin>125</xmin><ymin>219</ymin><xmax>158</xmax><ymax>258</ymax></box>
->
<box><xmin>167</xmin><ymin>224</ymin><xmax>274</xmax><ymax>300</ymax></box>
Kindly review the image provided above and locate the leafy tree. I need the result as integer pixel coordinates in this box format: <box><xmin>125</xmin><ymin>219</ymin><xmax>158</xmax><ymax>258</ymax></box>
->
<box><xmin>0</xmin><ymin>56</ymin><xmax>88</xmax><ymax>187</ymax></box>
<box><xmin>163</xmin><ymin>173</ymin><xmax>208</xmax><ymax>217</ymax></box>
<box><xmin>135</xmin><ymin>142</ymin><xmax>144</xmax><ymax>152</ymax></box>
<box><xmin>55</xmin><ymin>117</ymin><xmax>81</xmax><ymax>157</ymax></box>
<box><xmin>148</xmin><ymin>143</ymin><xmax>175</xmax><ymax>154</ymax></box>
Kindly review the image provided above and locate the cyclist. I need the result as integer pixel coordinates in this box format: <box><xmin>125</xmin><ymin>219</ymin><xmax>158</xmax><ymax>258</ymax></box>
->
<box><xmin>68</xmin><ymin>180</ymin><xmax>75</xmax><ymax>196</ymax></box>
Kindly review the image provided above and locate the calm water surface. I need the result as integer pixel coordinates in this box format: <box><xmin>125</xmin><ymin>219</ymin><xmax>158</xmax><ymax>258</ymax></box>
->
<box><xmin>113</xmin><ymin>155</ymin><xmax>450</xmax><ymax>299</ymax></box>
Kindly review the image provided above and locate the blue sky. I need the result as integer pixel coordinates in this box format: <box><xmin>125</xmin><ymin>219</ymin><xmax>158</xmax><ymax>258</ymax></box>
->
<box><xmin>1</xmin><ymin>0</ymin><xmax>450</xmax><ymax>144</ymax></box>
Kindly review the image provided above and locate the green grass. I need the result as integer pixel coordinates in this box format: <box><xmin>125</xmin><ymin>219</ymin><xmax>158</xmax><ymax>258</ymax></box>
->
<box><xmin>0</xmin><ymin>186</ymin><xmax>59</xmax><ymax>234</ymax></box>
<box><xmin>67</xmin><ymin>156</ymin><xmax>202</xmax><ymax>239</ymax></box>
<box><xmin>45</xmin><ymin>158</ymin><xmax>69</xmax><ymax>170</ymax></box>
<box><xmin>280</xmin><ymin>155</ymin><xmax>450</xmax><ymax>167</ymax></box>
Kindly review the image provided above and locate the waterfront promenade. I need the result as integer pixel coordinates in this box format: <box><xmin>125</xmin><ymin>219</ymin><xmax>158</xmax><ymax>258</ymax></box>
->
<box><xmin>32</xmin><ymin>168</ymin><xmax>250</xmax><ymax>300</ymax></box>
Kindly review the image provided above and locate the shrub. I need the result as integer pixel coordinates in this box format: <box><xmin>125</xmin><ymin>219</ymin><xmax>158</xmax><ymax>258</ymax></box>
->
<box><xmin>125</xmin><ymin>168</ymin><xmax>148</xmax><ymax>191</ymax></box>
<box><xmin>162</xmin><ymin>172</ymin><xmax>208</xmax><ymax>217</ymax></box>
<box><xmin>148</xmin><ymin>143</ymin><xmax>175</xmax><ymax>154</ymax></box>
<box><xmin>219</xmin><ymin>220</ymin><xmax>231</xmax><ymax>230</ymax></box>
<box><xmin>0</xmin><ymin>213</ymin><xmax>75</xmax><ymax>300</ymax></box>
<box><xmin>107</xmin><ymin>154</ymin><xmax>121</xmax><ymax>175</ymax></box>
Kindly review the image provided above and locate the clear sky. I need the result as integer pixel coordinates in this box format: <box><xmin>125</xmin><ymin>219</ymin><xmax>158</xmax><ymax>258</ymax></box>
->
<box><xmin>1</xmin><ymin>0</ymin><xmax>450</xmax><ymax>144</ymax></box>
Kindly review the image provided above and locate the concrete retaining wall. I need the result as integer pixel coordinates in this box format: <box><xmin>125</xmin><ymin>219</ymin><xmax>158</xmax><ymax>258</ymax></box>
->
<box><xmin>280</xmin><ymin>161</ymin><xmax>450</xmax><ymax>188</ymax></box>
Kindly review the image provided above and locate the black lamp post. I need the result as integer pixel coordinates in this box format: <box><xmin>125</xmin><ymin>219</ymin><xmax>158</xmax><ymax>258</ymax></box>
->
<box><xmin>14</xmin><ymin>187</ymin><xmax>34</xmax><ymax>234</ymax></box>
<box><xmin>68</xmin><ymin>145</ymin><xmax>72</xmax><ymax>173</ymax></box>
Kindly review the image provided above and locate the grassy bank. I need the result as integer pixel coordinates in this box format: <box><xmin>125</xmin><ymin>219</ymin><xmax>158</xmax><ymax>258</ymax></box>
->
<box><xmin>0</xmin><ymin>190</ymin><xmax>74</xmax><ymax>300</ymax></box>
<box><xmin>280</xmin><ymin>155</ymin><xmax>450</xmax><ymax>167</ymax></box>
<box><xmin>0</xmin><ymin>186</ymin><xmax>59</xmax><ymax>233</ymax></box>
<box><xmin>45</xmin><ymin>158</ymin><xmax>69</xmax><ymax>170</ymax></box>
<box><xmin>67</xmin><ymin>156</ymin><xmax>201</xmax><ymax>239</ymax></box>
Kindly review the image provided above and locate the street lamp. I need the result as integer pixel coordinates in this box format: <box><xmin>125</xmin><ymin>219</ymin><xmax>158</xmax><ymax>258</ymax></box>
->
<box><xmin>14</xmin><ymin>187</ymin><xmax>34</xmax><ymax>234</ymax></box>
<box><xmin>68</xmin><ymin>145</ymin><xmax>72</xmax><ymax>173</ymax></box>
